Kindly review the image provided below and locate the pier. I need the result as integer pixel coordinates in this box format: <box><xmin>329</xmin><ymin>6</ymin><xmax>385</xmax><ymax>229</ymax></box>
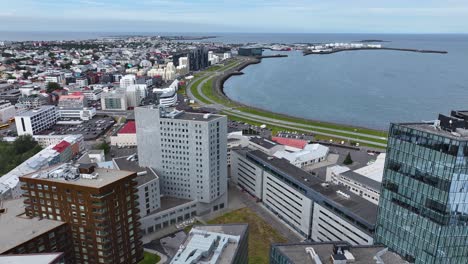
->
<box><xmin>303</xmin><ymin>47</ymin><xmax>448</xmax><ymax>56</ymax></box>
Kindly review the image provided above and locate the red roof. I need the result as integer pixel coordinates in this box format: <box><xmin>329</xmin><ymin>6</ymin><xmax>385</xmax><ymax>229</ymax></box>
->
<box><xmin>52</xmin><ymin>141</ymin><xmax>71</xmax><ymax>153</ymax></box>
<box><xmin>119</xmin><ymin>121</ymin><xmax>136</xmax><ymax>134</ymax></box>
<box><xmin>272</xmin><ymin>137</ymin><xmax>308</xmax><ymax>149</ymax></box>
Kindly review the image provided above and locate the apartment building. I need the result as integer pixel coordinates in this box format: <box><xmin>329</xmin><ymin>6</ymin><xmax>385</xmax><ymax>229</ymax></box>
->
<box><xmin>0</xmin><ymin>199</ymin><xmax>74</xmax><ymax>263</ymax></box>
<box><xmin>20</xmin><ymin>164</ymin><xmax>144</xmax><ymax>264</ymax></box>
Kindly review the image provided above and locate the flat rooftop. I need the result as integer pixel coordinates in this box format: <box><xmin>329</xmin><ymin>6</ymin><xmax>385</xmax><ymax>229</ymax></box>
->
<box><xmin>148</xmin><ymin>196</ymin><xmax>194</xmax><ymax>216</ymax></box>
<box><xmin>0</xmin><ymin>253</ymin><xmax>64</xmax><ymax>264</ymax></box>
<box><xmin>245</xmin><ymin>149</ymin><xmax>378</xmax><ymax>225</ymax></box>
<box><xmin>341</xmin><ymin>171</ymin><xmax>381</xmax><ymax>192</ymax></box>
<box><xmin>249</xmin><ymin>136</ymin><xmax>279</xmax><ymax>150</ymax></box>
<box><xmin>171</xmin><ymin>111</ymin><xmax>223</xmax><ymax>122</ymax></box>
<box><xmin>274</xmin><ymin>242</ymin><xmax>407</xmax><ymax>264</ymax></box>
<box><xmin>0</xmin><ymin>199</ymin><xmax>66</xmax><ymax>254</ymax></box>
<box><xmin>16</xmin><ymin>105</ymin><xmax>55</xmax><ymax>117</ymax></box>
<box><xmin>21</xmin><ymin>164</ymin><xmax>135</xmax><ymax>188</ymax></box>
<box><xmin>398</xmin><ymin>122</ymin><xmax>468</xmax><ymax>140</ymax></box>
<box><xmin>171</xmin><ymin>224</ymin><xmax>248</xmax><ymax>264</ymax></box>
<box><xmin>113</xmin><ymin>156</ymin><xmax>157</xmax><ymax>186</ymax></box>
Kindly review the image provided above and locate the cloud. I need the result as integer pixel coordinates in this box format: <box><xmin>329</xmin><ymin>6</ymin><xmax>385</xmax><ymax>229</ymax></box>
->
<box><xmin>0</xmin><ymin>0</ymin><xmax>467</xmax><ymax>33</ymax></box>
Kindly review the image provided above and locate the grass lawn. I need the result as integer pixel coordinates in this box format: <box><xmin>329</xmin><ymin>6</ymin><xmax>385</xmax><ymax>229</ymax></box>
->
<box><xmin>237</xmin><ymin>106</ymin><xmax>387</xmax><ymax>138</ymax></box>
<box><xmin>223</xmin><ymin>113</ymin><xmax>386</xmax><ymax>150</ymax></box>
<box><xmin>207</xmin><ymin>207</ymin><xmax>287</xmax><ymax>264</ymax></box>
<box><xmin>189</xmin><ymin>77</ymin><xmax>212</xmax><ymax>104</ymax></box>
<box><xmin>138</xmin><ymin>252</ymin><xmax>161</xmax><ymax>264</ymax></box>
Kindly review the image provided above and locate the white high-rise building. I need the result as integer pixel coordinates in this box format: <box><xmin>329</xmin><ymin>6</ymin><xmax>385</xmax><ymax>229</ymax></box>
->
<box><xmin>179</xmin><ymin>57</ymin><xmax>188</xmax><ymax>67</ymax></box>
<box><xmin>135</xmin><ymin>105</ymin><xmax>228</xmax><ymax>214</ymax></box>
<box><xmin>126</xmin><ymin>84</ymin><xmax>148</xmax><ymax>108</ymax></box>
<box><xmin>15</xmin><ymin>106</ymin><xmax>58</xmax><ymax>135</ymax></box>
<box><xmin>119</xmin><ymin>74</ymin><xmax>136</xmax><ymax>89</ymax></box>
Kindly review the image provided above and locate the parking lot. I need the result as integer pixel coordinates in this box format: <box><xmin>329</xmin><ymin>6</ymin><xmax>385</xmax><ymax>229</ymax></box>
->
<box><xmin>39</xmin><ymin>116</ymin><xmax>115</xmax><ymax>140</ymax></box>
<box><xmin>228</xmin><ymin>120</ymin><xmax>272</xmax><ymax>138</ymax></box>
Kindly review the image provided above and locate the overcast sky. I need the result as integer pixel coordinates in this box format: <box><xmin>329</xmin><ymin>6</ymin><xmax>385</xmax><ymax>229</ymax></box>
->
<box><xmin>1</xmin><ymin>0</ymin><xmax>467</xmax><ymax>33</ymax></box>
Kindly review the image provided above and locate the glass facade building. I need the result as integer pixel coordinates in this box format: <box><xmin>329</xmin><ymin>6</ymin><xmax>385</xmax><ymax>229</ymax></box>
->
<box><xmin>375</xmin><ymin>122</ymin><xmax>468</xmax><ymax>264</ymax></box>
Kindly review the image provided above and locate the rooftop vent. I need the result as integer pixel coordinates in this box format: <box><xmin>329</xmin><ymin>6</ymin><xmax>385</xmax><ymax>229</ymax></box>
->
<box><xmin>305</xmin><ymin>247</ymin><xmax>322</xmax><ymax>264</ymax></box>
<box><xmin>336</xmin><ymin>190</ymin><xmax>350</xmax><ymax>199</ymax></box>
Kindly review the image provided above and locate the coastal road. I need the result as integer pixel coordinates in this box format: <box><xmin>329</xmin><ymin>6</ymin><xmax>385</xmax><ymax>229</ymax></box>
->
<box><xmin>186</xmin><ymin>67</ymin><xmax>388</xmax><ymax>148</ymax></box>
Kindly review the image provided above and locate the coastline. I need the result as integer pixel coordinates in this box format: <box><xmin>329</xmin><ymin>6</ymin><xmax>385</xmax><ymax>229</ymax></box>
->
<box><xmin>214</xmin><ymin>57</ymin><xmax>387</xmax><ymax>133</ymax></box>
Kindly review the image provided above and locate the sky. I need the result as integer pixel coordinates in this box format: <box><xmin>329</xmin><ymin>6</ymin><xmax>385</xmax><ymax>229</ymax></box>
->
<box><xmin>0</xmin><ymin>0</ymin><xmax>467</xmax><ymax>33</ymax></box>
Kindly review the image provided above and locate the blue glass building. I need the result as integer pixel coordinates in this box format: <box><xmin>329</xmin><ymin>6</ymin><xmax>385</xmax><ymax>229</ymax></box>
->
<box><xmin>375</xmin><ymin>111</ymin><xmax>468</xmax><ymax>263</ymax></box>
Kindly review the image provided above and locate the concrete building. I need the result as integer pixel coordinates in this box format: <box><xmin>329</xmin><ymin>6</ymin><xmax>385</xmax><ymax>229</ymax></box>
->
<box><xmin>0</xmin><ymin>135</ymin><xmax>84</xmax><ymax>200</ymax></box>
<box><xmin>57</xmin><ymin>94</ymin><xmax>95</xmax><ymax>120</ymax></box>
<box><xmin>33</xmin><ymin>134</ymin><xmax>84</xmax><ymax>148</ymax></box>
<box><xmin>45</xmin><ymin>74</ymin><xmax>64</xmax><ymax>85</ymax></box>
<box><xmin>119</xmin><ymin>74</ymin><xmax>136</xmax><ymax>89</ymax></box>
<box><xmin>273</xmin><ymin>144</ymin><xmax>329</xmax><ymax>168</ymax></box>
<box><xmin>170</xmin><ymin>224</ymin><xmax>249</xmax><ymax>264</ymax></box>
<box><xmin>20</xmin><ymin>163</ymin><xmax>144</xmax><ymax>264</ymax></box>
<box><xmin>375</xmin><ymin>111</ymin><xmax>468</xmax><ymax>264</ymax></box>
<box><xmin>270</xmin><ymin>241</ymin><xmax>407</xmax><ymax>264</ymax></box>
<box><xmin>0</xmin><ymin>100</ymin><xmax>15</xmax><ymax>123</ymax></box>
<box><xmin>112</xmin><ymin>155</ymin><xmax>198</xmax><ymax>236</ymax></box>
<box><xmin>75</xmin><ymin>77</ymin><xmax>88</xmax><ymax>87</ymax></box>
<box><xmin>0</xmin><ymin>199</ymin><xmax>73</xmax><ymax>263</ymax></box>
<box><xmin>113</xmin><ymin>155</ymin><xmax>161</xmax><ymax>216</ymax></box>
<box><xmin>110</xmin><ymin>121</ymin><xmax>137</xmax><ymax>147</ymax></box>
<box><xmin>327</xmin><ymin>154</ymin><xmax>385</xmax><ymax>205</ymax></box>
<box><xmin>58</xmin><ymin>94</ymin><xmax>87</xmax><ymax>109</ymax></box>
<box><xmin>17</xmin><ymin>94</ymin><xmax>49</xmax><ymax>109</ymax></box>
<box><xmin>231</xmin><ymin>149</ymin><xmax>377</xmax><ymax>245</ymax></box>
<box><xmin>135</xmin><ymin>106</ymin><xmax>228</xmax><ymax>215</ymax></box>
<box><xmin>15</xmin><ymin>106</ymin><xmax>58</xmax><ymax>136</ymax></box>
<box><xmin>101</xmin><ymin>89</ymin><xmax>127</xmax><ymax>111</ymax></box>
<box><xmin>153</xmin><ymin>79</ymin><xmax>178</xmax><ymax>107</ymax></box>
<box><xmin>248</xmin><ymin>136</ymin><xmax>285</xmax><ymax>155</ymax></box>
<box><xmin>126</xmin><ymin>84</ymin><xmax>147</xmax><ymax>108</ymax></box>
<box><xmin>0</xmin><ymin>253</ymin><xmax>66</xmax><ymax>264</ymax></box>
<box><xmin>227</xmin><ymin>132</ymin><xmax>249</xmax><ymax>166</ymax></box>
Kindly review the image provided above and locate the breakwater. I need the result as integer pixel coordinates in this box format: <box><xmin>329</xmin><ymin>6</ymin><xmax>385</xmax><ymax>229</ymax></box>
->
<box><xmin>304</xmin><ymin>47</ymin><xmax>448</xmax><ymax>56</ymax></box>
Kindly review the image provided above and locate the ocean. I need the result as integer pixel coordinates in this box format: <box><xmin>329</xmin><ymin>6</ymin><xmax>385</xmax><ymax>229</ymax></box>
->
<box><xmin>223</xmin><ymin>34</ymin><xmax>468</xmax><ymax>130</ymax></box>
<box><xmin>1</xmin><ymin>32</ymin><xmax>467</xmax><ymax>130</ymax></box>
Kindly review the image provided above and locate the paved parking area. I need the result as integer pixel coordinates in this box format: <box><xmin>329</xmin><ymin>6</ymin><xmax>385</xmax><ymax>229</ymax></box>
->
<box><xmin>39</xmin><ymin>116</ymin><xmax>115</xmax><ymax>140</ymax></box>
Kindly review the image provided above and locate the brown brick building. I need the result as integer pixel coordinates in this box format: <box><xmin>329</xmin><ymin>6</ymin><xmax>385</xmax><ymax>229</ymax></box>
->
<box><xmin>0</xmin><ymin>198</ymin><xmax>73</xmax><ymax>263</ymax></box>
<box><xmin>20</xmin><ymin>163</ymin><xmax>143</xmax><ymax>264</ymax></box>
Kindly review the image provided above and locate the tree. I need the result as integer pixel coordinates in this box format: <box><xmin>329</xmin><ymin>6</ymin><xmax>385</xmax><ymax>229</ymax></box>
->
<box><xmin>343</xmin><ymin>152</ymin><xmax>353</xmax><ymax>165</ymax></box>
<box><xmin>13</xmin><ymin>135</ymin><xmax>39</xmax><ymax>154</ymax></box>
<box><xmin>23</xmin><ymin>71</ymin><xmax>32</xmax><ymax>79</ymax></box>
<box><xmin>47</xmin><ymin>82</ymin><xmax>61</xmax><ymax>93</ymax></box>
<box><xmin>97</xmin><ymin>142</ymin><xmax>110</xmax><ymax>155</ymax></box>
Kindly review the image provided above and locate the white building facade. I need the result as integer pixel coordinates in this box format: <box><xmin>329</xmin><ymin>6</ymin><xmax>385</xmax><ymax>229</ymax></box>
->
<box><xmin>15</xmin><ymin>106</ymin><xmax>58</xmax><ymax>135</ymax></box>
<box><xmin>0</xmin><ymin>100</ymin><xmax>15</xmax><ymax>123</ymax></box>
<box><xmin>136</xmin><ymin>106</ymin><xmax>228</xmax><ymax>215</ymax></box>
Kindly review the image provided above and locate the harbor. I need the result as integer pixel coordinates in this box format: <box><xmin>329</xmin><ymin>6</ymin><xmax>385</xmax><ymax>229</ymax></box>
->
<box><xmin>303</xmin><ymin>42</ymin><xmax>448</xmax><ymax>55</ymax></box>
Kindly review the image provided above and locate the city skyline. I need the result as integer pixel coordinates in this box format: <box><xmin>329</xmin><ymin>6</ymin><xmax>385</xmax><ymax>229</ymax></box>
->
<box><xmin>1</xmin><ymin>0</ymin><xmax>468</xmax><ymax>33</ymax></box>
